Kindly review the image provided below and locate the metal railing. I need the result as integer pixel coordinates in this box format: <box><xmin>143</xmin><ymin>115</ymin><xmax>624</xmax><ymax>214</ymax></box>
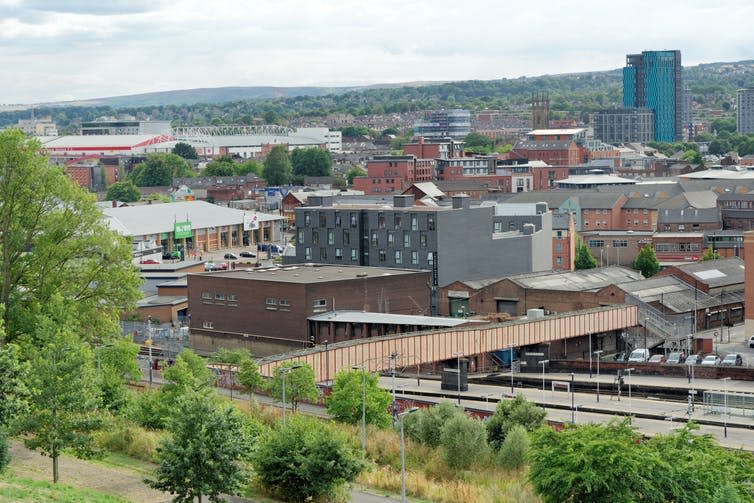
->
<box><xmin>624</xmin><ymin>293</ymin><xmax>695</xmax><ymax>351</ymax></box>
<box><xmin>703</xmin><ymin>390</ymin><xmax>754</xmax><ymax>418</ymax></box>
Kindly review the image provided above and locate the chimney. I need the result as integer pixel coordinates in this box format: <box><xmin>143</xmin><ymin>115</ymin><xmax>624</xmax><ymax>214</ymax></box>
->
<box><xmin>452</xmin><ymin>194</ymin><xmax>471</xmax><ymax>209</ymax></box>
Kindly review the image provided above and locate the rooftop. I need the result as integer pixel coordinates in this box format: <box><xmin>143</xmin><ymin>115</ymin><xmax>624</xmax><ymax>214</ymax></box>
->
<box><xmin>668</xmin><ymin>257</ymin><xmax>745</xmax><ymax>288</ymax></box>
<box><xmin>507</xmin><ymin>266</ymin><xmax>644</xmax><ymax>292</ymax></box>
<box><xmin>196</xmin><ymin>264</ymin><xmax>430</xmax><ymax>284</ymax></box>
<box><xmin>307</xmin><ymin>310</ymin><xmax>483</xmax><ymax>327</ymax></box>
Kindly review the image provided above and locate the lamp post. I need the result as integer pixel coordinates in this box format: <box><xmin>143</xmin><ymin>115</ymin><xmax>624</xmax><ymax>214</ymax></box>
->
<box><xmin>510</xmin><ymin>345</ymin><xmax>515</xmax><ymax>394</ymax></box>
<box><xmin>538</xmin><ymin>360</ymin><xmax>549</xmax><ymax>407</ymax></box>
<box><xmin>95</xmin><ymin>342</ymin><xmax>114</xmax><ymax>375</ymax></box>
<box><xmin>352</xmin><ymin>365</ymin><xmax>367</xmax><ymax>451</ymax></box>
<box><xmin>399</xmin><ymin>407</ymin><xmax>419</xmax><ymax>503</ymax></box>
<box><xmin>588</xmin><ymin>332</ymin><xmax>592</xmax><ymax>378</ymax></box>
<box><xmin>146</xmin><ymin>316</ymin><xmax>154</xmax><ymax>388</ymax></box>
<box><xmin>644</xmin><ymin>317</ymin><xmax>648</xmax><ymax>350</ymax></box>
<box><xmin>570</xmin><ymin>373</ymin><xmax>575</xmax><ymax>424</ymax></box>
<box><xmin>453</xmin><ymin>351</ymin><xmax>463</xmax><ymax>406</ymax></box>
<box><xmin>721</xmin><ymin>377</ymin><xmax>730</xmax><ymax>438</ymax></box>
<box><xmin>280</xmin><ymin>363</ymin><xmax>303</xmax><ymax>428</ymax></box>
<box><xmin>390</xmin><ymin>352</ymin><xmax>398</xmax><ymax>422</ymax></box>
<box><xmin>594</xmin><ymin>350</ymin><xmax>604</xmax><ymax>402</ymax></box>
<box><xmin>626</xmin><ymin>367</ymin><xmax>635</xmax><ymax>422</ymax></box>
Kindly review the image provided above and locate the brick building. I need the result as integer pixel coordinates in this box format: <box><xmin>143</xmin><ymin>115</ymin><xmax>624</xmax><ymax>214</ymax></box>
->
<box><xmin>352</xmin><ymin>155</ymin><xmax>436</xmax><ymax>195</ymax></box>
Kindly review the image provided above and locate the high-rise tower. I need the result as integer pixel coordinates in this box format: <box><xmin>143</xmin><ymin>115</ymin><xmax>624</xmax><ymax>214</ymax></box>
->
<box><xmin>737</xmin><ymin>89</ymin><xmax>754</xmax><ymax>135</ymax></box>
<box><xmin>623</xmin><ymin>50</ymin><xmax>682</xmax><ymax>142</ymax></box>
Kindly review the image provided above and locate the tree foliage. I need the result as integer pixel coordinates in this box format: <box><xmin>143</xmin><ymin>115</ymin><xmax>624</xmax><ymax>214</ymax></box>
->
<box><xmin>129</xmin><ymin>153</ymin><xmax>193</xmax><ymax>187</ymax></box>
<box><xmin>0</xmin><ymin>130</ymin><xmax>142</xmax><ymax>345</ymax></box>
<box><xmin>699</xmin><ymin>245</ymin><xmax>721</xmax><ymax>261</ymax></box>
<box><xmin>633</xmin><ymin>244</ymin><xmax>660</xmax><ymax>277</ymax></box>
<box><xmin>146</xmin><ymin>391</ymin><xmax>250</xmax><ymax>503</ymax></box>
<box><xmin>251</xmin><ymin>415</ymin><xmax>364</xmax><ymax>502</ymax></box>
<box><xmin>327</xmin><ymin>369</ymin><xmax>392</xmax><ymax>428</ymax></box>
<box><xmin>403</xmin><ymin>400</ymin><xmax>466</xmax><ymax>448</ymax></box>
<box><xmin>486</xmin><ymin>394</ymin><xmax>546</xmax><ymax>450</ymax></box>
<box><xmin>97</xmin><ymin>338</ymin><xmax>141</xmax><ymax>413</ymax></box>
<box><xmin>267</xmin><ymin>362</ymin><xmax>319</xmax><ymax>412</ymax></box>
<box><xmin>291</xmin><ymin>147</ymin><xmax>332</xmax><ymax>180</ymax></box>
<box><xmin>15</xmin><ymin>330</ymin><xmax>104</xmax><ymax>483</ymax></box>
<box><xmin>498</xmin><ymin>424</ymin><xmax>529</xmax><ymax>470</ymax></box>
<box><xmin>439</xmin><ymin>414</ymin><xmax>489</xmax><ymax>469</ymax></box>
<box><xmin>105</xmin><ymin>179</ymin><xmax>141</xmax><ymax>202</ymax></box>
<box><xmin>574</xmin><ymin>237</ymin><xmax>597</xmax><ymax>270</ymax></box>
<box><xmin>202</xmin><ymin>158</ymin><xmax>235</xmax><ymax>176</ymax></box>
<box><xmin>345</xmin><ymin>166</ymin><xmax>367</xmax><ymax>184</ymax></box>
<box><xmin>262</xmin><ymin>145</ymin><xmax>292</xmax><ymax>186</ymax></box>
<box><xmin>172</xmin><ymin>142</ymin><xmax>198</xmax><ymax>160</ymax></box>
<box><xmin>0</xmin><ymin>343</ymin><xmax>30</xmax><ymax>428</ymax></box>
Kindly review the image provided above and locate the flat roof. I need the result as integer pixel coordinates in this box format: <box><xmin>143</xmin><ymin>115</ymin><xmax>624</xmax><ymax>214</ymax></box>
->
<box><xmin>196</xmin><ymin>264</ymin><xmax>430</xmax><ymax>284</ymax></box>
<box><xmin>307</xmin><ymin>310</ymin><xmax>481</xmax><ymax>327</ymax></box>
<box><xmin>510</xmin><ymin>266</ymin><xmax>644</xmax><ymax>291</ymax></box>
<box><xmin>529</xmin><ymin>128</ymin><xmax>587</xmax><ymax>135</ymax></box>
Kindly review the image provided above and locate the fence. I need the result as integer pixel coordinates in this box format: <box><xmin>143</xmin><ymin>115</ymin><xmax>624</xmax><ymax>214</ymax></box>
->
<box><xmin>121</xmin><ymin>320</ymin><xmax>189</xmax><ymax>361</ymax></box>
<box><xmin>702</xmin><ymin>390</ymin><xmax>754</xmax><ymax>418</ymax></box>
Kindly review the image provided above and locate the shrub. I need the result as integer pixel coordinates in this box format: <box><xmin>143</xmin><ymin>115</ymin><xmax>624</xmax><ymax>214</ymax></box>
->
<box><xmin>439</xmin><ymin>415</ymin><xmax>488</xmax><ymax>469</ymax></box>
<box><xmin>486</xmin><ymin>394</ymin><xmax>545</xmax><ymax>450</ymax></box>
<box><xmin>498</xmin><ymin>424</ymin><xmax>528</xmax><ymax>470</ymax></box>
<box><xmin>128</xmin><ymin>389</ymin><xmax>170</xmax><ymax>429</ymax></box>
<box><xmin>406</xmin><ymin>401</ymin><xmax>465</xmax><ymax>447</ymax></box>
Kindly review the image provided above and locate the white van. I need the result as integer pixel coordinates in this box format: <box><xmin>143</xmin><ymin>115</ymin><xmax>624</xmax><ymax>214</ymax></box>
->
<box><xmin>628</xmin><ymin>348</ymin><xmax>650</xmax><ymax>363</ymax></box>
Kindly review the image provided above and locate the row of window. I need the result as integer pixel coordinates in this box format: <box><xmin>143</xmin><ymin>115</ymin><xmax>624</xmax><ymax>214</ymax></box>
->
<box><xmin>305</xmin><ymin>247</ymin><xmax>359</xmax><ymax>261</ymax></box>
<box><xmin>655</xmin><ymin>243</ymin><xmax>702</xmax><ymax>252</ymax></box>
<box><xmin>202</xmin><ymin>291</ymin><xmax>238</xmax><ymax>302</ymax></box>
<box><xmin>302</xmin><ymin>211</ymin><xmax>437</xmax><ymax>231</ymax></box>
<box><xmin>587</xmin><ymin>240</ymin><xmax>629</xmax><ymax>248</ymax></box>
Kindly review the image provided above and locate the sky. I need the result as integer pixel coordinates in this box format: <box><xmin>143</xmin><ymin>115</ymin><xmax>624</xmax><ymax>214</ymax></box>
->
<box><xmin>2</xmin><ymin>0</ymin><xmax>754</xmax><ymax>104</ymax></box>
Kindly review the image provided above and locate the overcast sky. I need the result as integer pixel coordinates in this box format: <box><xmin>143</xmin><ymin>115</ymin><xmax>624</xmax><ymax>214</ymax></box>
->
<box><xmin>2</xmin><ymin>0</ymin><xmax>753</xmax><ymax>104</ymax></box>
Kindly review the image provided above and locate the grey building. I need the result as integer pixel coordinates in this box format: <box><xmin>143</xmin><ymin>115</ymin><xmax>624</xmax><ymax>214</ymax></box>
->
<box><xmin>288</xmin><ymin>194</ymin><xmax>552</xmax><ymax>314</ymax></box>
<box><xmin>593</xmin><ymin>108</ymin><xmax>655</xmax><ymax>144</ymax></box>
<box><xmin>737</xmin><ymin>89</ymin><xmax>754</xmax><ymax>134</ymax></box>
<box><xmin>81</xmin><ymin>119</ymin><xmax>172</xmax><ymax>136</ymax></box>
<box><xmin>413</xmin><ymin>109</ymin><xmax>471</xmax><ymax>140</ymax></box>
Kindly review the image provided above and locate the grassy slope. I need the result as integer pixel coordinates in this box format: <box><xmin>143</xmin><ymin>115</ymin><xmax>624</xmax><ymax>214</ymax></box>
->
<box><xmin>0</xmin><ymin>475</ymin><xmax>131</xmax><ymax>503</ymax></box>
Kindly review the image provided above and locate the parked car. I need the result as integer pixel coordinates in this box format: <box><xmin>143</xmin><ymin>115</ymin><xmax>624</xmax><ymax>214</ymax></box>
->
<box><xmin>213</xmin><ymin>262</ymin><xmax>229</xmax><ymax>271</ymax></box>
<box><xmin>140</xmin><ymin>259</ymin><xmax>160</xmax><ymax>265</ymax></box>
<box><xmin>204</xmin><ymin>261</ymin><xmax>215</xmax><ymax>271</ymax></box>
<box><xmin>686</xmin><ymin>354</ymin><xmax>703</xmax><ymax>365</ymax></box>
<box><xmin>701</xmin><ymin>355</ymin><xmax>721</xmax><ymax>366</ymax></box>
<box><xmin>223</xmin><ymin>252</ymin><xmax>238</xmax><ymax>260</ymax></box>
<box><xmin>749</xmin><ymin>336</ymin><xmax>754</xmax><ymax>349</ymax></box>
<box><xmin>628</xmin><ymin>348</ymin><xmax>650</xmax><ymax>363</ymax></box>
<box><xmin>721</xmin><ymin>353</ymin><xmax>743</xmax><ymax>367</ymax></box>
<box><xmin>666</xmin><ymin>352</ymin><xmax>686</xmax><ymax>364</ymax></box>
<box><xmin>648</xmin><ymin>354</ymin><xmax>666</xmax><ymax>363</ymax></box>
<box><xmin>239</xmin><ymin>250</ymin><xmax>256</xmax><ymax>258</ymax></box>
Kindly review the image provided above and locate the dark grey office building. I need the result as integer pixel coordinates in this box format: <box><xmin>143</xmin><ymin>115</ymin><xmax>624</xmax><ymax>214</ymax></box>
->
<box><xmin>593</xmin><ymin>108</ymin><xmax>655</xmax><ymax>144</ymax></box>
<box><xmin>288</xmin><ymin>194</ymin><xmax>553</xmax><ymax>314</ymax></box>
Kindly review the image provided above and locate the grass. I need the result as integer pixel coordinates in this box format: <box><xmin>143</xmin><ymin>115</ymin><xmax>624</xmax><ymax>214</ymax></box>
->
<box><xmin>0</xmin><ymin>474</ymin><xmax>131</xmax><ymax>503</ymax></box>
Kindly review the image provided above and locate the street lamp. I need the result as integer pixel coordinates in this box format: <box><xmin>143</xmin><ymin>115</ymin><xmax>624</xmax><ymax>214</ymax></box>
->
<box><xmin>538</xmin><ymin>360</ymin><xmax>549</xmax><ymax>407</ymax></box>
<box><xmin>390</xmin><ymin>352</ymin><xmax>398</xmax><ymax>422</ymax></box>
<box><xmin>280</xmin><ymin>363</ymin><xmax>303</xmax><ymax>428</ymax></box>
<box><xmin>352</xmin><ymin>365</ymin><xmax>367</xmax><ymax>452</ymax></box>
<box><xmin>588</xmin><ymin>332</ymin><xmax>592</xmax><ymax>378</ymax></box>
<box><xmin>95</xmin><ymin>342</ymin><xmax>114</xmax><ymax>375</ymax></box>
<box><xmin>644</xmin><ymin>317</ymin><xmax>648</xmax><ymax>350</ymax></box>
<box><xmin>146</xmin><ymin>316</ymin><xmax>154</xmax><ymax>387</ymax></box>
<box><xmin>570</xmin><ymin>373</ymin><xmax>575</xmax><ymax>424</ymax></box>
<box><xmin>594</xmin><ymin>350</ymin><xmax>604</xmax><ymax>402</ymax></box>
<box><xmin>510</xmin><ymin>345</ymin><xmax>515</xmax><ymax>394</ymax></box>
<box><xmin>399</xmin><ymin>407</ymin><xmax>419</xmax><ymax>503</ymax></box>
<box><xmin>625</xmin><ymin>367</ymin><xmax>635</xmax><ymax>422</ymax></box>
<box><xmin>453</xmin><ymin>351</ymin><xmax>463</xmax><ymax>406</ymax></box>
<box><xmin>721</xmin><ymin>377</ymin><xmax>730</xmax><ymax>438</ymax></box>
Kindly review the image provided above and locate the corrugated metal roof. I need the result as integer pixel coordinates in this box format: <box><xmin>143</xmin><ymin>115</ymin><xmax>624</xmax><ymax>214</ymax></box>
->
<box><xmin>510</xmin><ymin>266</ymin><xmax>644</xmax><ymax>291</ymax></box>
<box><xmin>41</xmin><ymin>134</ymin><xmax>162</xmax><ymax>148</ymax></box>
<box><xmin>307</xmin><ymin>310</ymin><xmax>479</xmax><ymax>327</ymax></box>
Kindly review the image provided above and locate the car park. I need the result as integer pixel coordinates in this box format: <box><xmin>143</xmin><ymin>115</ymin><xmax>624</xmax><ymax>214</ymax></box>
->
<box><xmin>628</xmin><ymin>348</ymin><xmax>650</xmax><ymax>363</ymax></box>
<box><xmin>701</xmin><ymin>355</ymin><xmax>721</xmax><ymax>366</ymax></box>
<box><xmin>162</xmin><ymin>250</ymin><xmax>181</xmax><ymax>260</ymax></box>
<box><xmin>666</xmin><ymin>352</ymin><xmax>686</xmax><ymax>364</ymax></box>
<box><xmin>721</xmin><ymin>353</ymin><xmax>743</xmax><ymax>366</ymax></box>
<box><xmin>686</xmin><ymin>354</ymin><xmax>703</xmax><ymax>365</ymax></box>
<box><xmin>647</xmin><ymin>354</ymin><xmax>666</xmax><ymax>363</ymax></box>
<box><xmin>239</xmin><ymin>250</ymin><xmax>256</xmax><ymax>258</ymax></box>
<box><xmin>223</xmin><ymin>252</ymin><xmax>238</xmax><ymax>260</ymax></box>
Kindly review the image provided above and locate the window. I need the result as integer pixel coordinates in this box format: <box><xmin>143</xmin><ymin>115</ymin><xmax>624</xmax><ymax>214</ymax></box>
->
<box><xmin>494</xmin><ymin>222</ymin><xmax>502</xmax><ymax>233</ymax></box>
<box><xmin>420</xmin><ymin>232</ymin><xmax>427</xmax><ymax>248</ymax></box>
<box><xmin>403</xmin><ymin>232</ymin><xmax>411</xmax><ymax>248</ymax></box>
<box><xmin>202</xmin><ymin>321</ymin><xmax>214</xmax><ymax>329</ymax></box>
<box><xmin>215</xmin><ymin>293</ymin><xmax>225</xmax><ymax>301</ymax></box>
<box><xmin>350</xmin><ymin>213</ymin><xmax>357</xmax><ymax>227</ymax></box>
<box><xmin>327</xmin><ymin>229</ymin><xmax>335</xmax><ymax>245</ymax></box>
<box><xmin>319</xmin><ymin>213</ymin><xmax>327</xmax><ymax>227</ymax></box>
<box><xmin>427</xmin><ymin>215</ymin><xmax>435</xmax><ymax>231</ymax></box>
<box><xmin>378</xmin><ymin>212</ymin><xmax>386</xmax><ymax>229</ymax></box>
<box><xmin>335</xmin><ymin>212</ymin><xmax>341</xmax><ymax>227</ymax></box>
<box><xmin>556</xmin><ymin>230</ymin><xmax>563</xmax><ymax>238</ymax></box>
<box><xmin>320</xmin><ymin>247</ymin><xmax>327</xmax><ymax>259</ymax></box>
<box><xmin>427</xmin><ymin>251</ymin><xmax>434</xmax><ymax>265</ymax></box>
<box><xmin>602</xmin><ymin>220</ymin><xmax>607</xmax><ymax>226</ymax></box>
<box><xmin>371</xmin><ymin>232</ymin><xmax>379</xmax><ymax>246</ymax></box>
<box><xmin>313</xmin><ymin>299</ymin><xmax>327</xmax><ymax>308</ymax></box>
<box><xmin>304</xmin><ymin>212</ymin><xmax>311</xmax><ymax>226</ymax></box>
<box><xmin>411</xmin><ymin>251</ymin><xmax>419</xmax><ymax>265</ymax></box>
<box><xmin>395</xmin><ymin>250</ymin><xmax>402</xmax><ymax>264</ymax></box>
<box><xmin>279</xmin><ymin>299</ymin><xmax>290</xmax><ymax>307</ymax></box>
<box><xmin>379</xmin><ymin>249</ymin><xmax>386</xmax><ymax>262</ymax></box>
<box><xmin>643</xmin><ymin>219</ymin><xmax>648</xmax><ymax>225</ymax></box>
<box><xmin>633</xmin><ymin>208</ymin><xmax>639</xmax><ymax>214</ymax></box>
<box><xmin>394</xmin><ymin>214</ymin><xmax>402</xmax><ymax>229</ymax></box>
<box><xmin>588</xmin><ymin>239</ymin><xmax>604</xmax><ymax>248</ymax></box>
<box><xmin>335</xmin><ymin>248</ymin><xmax>342</xmax><ymax>259</ymax></box>
<box><xmin>387</xmin><ymin>231</ymin><xmax>394</xmax><ymax>246</ymax></box>
<box><xmin>312</xmin><ymin>230</ymin><xmax>319</xmax><ymax>245</ymax></box>
<box><xmin>343</xmin><ymin>229</ymin><xmax>350</xmax><ymax>245</ymax></box>
<box><xmin>228</xmin><ymin>293</ymin><xmax>238</xmax><ymax>302</ymax></box>
<box><xmin>351</xmin><ymin>249</ymin><xmax>358</xmax><ymax>261</ymax></box>
<box><xmin>266</xmin><ymin>297</ymin><xmax>277</xmax><ymax>306</ymax></box>
<box><xmin>612</xmin><ymin>240</ymin><xmax>628</xmax><ymax>248</ymax></box>
<box><xmin>201</xmin><ymin>291</ymin><xmax>212</xmax><ymax>300</ymax></box>
<box><xmin>556</xmin><ymin>243</ymin><xmax>563</xmax><ymax>252</ymax></box>
<box><xmin>556</xmin><ymin>256</ymin><xmax>563</xmax><ymax>265</ymax></box>
<box><xmin>411</xmin><ymin>214</ymin><xmax>419</xmax><ymax>231</ymax></box>
<box><xmin>643</xmin><ymin>209</ymin><xmax>648</xmax><ymax>214</ymax></box>
<box><xmin>298</xmin><ymin>229</ymin><xmax>305</xmax><ymax>244</ymax></box>
<box><xmin>634</xmin><ymin>220</ymin><xmax>639</xmax><ymax>225</ymax></box>
<box><xmin>595</xmin><ymin>209</ymin><xmax>601</xmax><ymax>215</ymax></box>
<box><xmin>305</xmin><ymin>247</ymin><xmax>312</xmax><ymax>260</ymax></box>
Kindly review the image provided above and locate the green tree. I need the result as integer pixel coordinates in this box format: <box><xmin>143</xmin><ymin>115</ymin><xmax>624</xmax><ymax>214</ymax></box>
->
<box><xmin>251</xmin><ymin>415</ymin><xmax>364</xmax><ymax>502</ymax></box>
<box><xmin>130</xmin><ymin>153</ymin><xmax>193</xmax><ymax>187</ymax></box>
<box><xmin>404</xmin><ymin>400</ymin><xmax>466</xmax><ymax>447</ymax></box>
<box><xmin>105</xmin><ymin>179</ymin><xmax>141</xmax><ymax>202</ymax></box>
<box><xmin>172</xmin><ymin>142</ymin><xmax>198</xmax><ymax>160</ymax></box>
<box><xmin>708</xmin><ymin>138</ymin><xmax>731</xmax><ymax>156</ymax></box>
<box><xmin>331</xmin><ymin>175</ymin><xmax>347</xmax><ymax>190</ymax></box>
<box><xmin>498</xmin><ymin>424</ymin><xmax>529</xmax><ymax>470</ymax></box>
<box><xmin>16</xmin><ymin>330</ymin><xmax>104</xmax><ymax>483</ymax></box>
<box><xmin>262</xmin><ymin>145</ymin><xmax>292</xmax><ymax>186</ymax></box>
<box><xmin>439</xmin><ymin>414</ymin><xmax>489</xmax><ymax>469</ymax></box>
<box><xmin>162</xmin><ymin>348</ymin><xmax>215</xmax><ymax>396</ymax></box>
<box><xmin>633</xmin><ymin>244</ymin><xmax>660</xmax><ymax>277</ymax></box>
<box><xmin>237</xmin><ymin>358</ymin><xmax>264</xmax><ymax>397</ymax></box>
<box><xmin>236</xmin><ymin>159</ymin><xmax>262</xmax><ymax>176</ymax></box>
<box><xmin>202</xmin><ymin>159</ymin><xmax>236</xmax><ymax>176</ymax></box>
<box><xmin>0</xmin><ymin>130</ymin><xmax>142</xmax><ymax>345</ymax></box>
<box><xmin>464</xmin><ymin>132</ymin><xmax>494</xmax><ymax>153</ymax></box>
<box><xmin>267</xmin><ymin>362</ymin><xmax>319</xmax><ymax>412</ymax></box>
<box><xmin>327</xmin><ymin>369</ymin><xmax>392</xmax><ymax>428</ymax></box>
<box><xmin>700</xmin><ymin>245</ymin><xmax>721</xmax><ymax>261</ymax></box>
<box><xmin>0</xmin><ymin>342</ymin><xmax>29</xmax><ymax>472</ymax></box>
<box><xmin>97</xmin><ymin>338</ymin><xmax>141</xmax><ymax>413</ymax></box>
<box><xmin>146</xmin><ymin>391</ymin><xmax>250</xmax><ymax>503</ymax></box>
<box><xmin>290</xmin><ymin>147</ymin><xmax>333</xmax><ymax>180</ymax></box>
<box><xmin>574</xmin><ymin>237</ymin><xmax>597</xmax><ymax>270</ymax></box>
<box><xmin>345</xmin><ymin>166</ymin><xmax>367</xmax><ymax>185</ymax></box>
<box><xmin>485</xmin><ymin>394</ymin><xmax>546</xmax><ymax>450</ymax></box>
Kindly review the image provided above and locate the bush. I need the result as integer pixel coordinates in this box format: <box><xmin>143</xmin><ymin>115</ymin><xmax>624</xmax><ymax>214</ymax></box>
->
<box><xmin>498</xmin><ymin>424</ymin><xmax>528</xmax><ymax>470</ymax></box>
<box><xmin>406</xmin><ymin>401</ymin><xmax>465</xmax><ymax>447</ymax></box>
<box><xmin>486</xmin><ymin>394</ymin><xmax>545</xmax><ymax>450</ymax></box>
<box><xmin>252</xmin><ymin>416</ymin><xmax>365</xmax><ymax>502</ymax></box>
<box><xmin>128</xmin><ymin>389</ymin><xmax>170</xmax><ymax>429</ymax></box>
<box><xmin>439</xmin><ymin>415</ymin><xmax>488</xmax><ymax>470</ymax></box>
